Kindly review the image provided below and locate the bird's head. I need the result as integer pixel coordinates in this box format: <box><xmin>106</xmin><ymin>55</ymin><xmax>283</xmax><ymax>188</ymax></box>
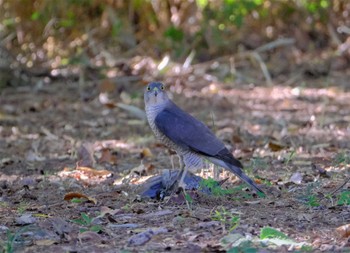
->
<box><xmin>144</xmin><ymin>82</ymin><xmax>169</xmax><ymax>106</ymax></box>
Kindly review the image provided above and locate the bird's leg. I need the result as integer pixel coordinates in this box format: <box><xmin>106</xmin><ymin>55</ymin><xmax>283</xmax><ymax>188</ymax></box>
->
<box><xmin>170</xmin><ymin>155</ymin><xmax>175</xmax><ymax>170</ymax></box>
<box><xmin>178</xmin><ymin>154</ymin><xmax>184</xmax><ymax>170</ymax></box>
<box><xmin>178</xmin><ymin>165</ymin><xmax>188</xmax><ymax>190</ymax></box>
<box><xmin>166</xmin><ymin>155</ymin><xmax>185</xmax><ymax>194</ymax></box>
<box><xmin>176</xmin><ymin>155</ymin><xmax>188</xmax><ymax>190</ymax></box>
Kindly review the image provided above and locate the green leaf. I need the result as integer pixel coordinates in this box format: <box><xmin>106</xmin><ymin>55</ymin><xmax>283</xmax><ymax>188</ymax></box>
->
<box><xmin>79</xmin><ymin>228</ymin><xmax>88</xmax><ymax>233</ymax></box>
<box><xmin>71</xmin><ymin>219</ymin><xmax>85</xmax><ymax>225</ymax></box>
<box><xmin>81</xmin><ymin>213</ymin><xmax>92</xmax><ymax>225</ymax></box>
<box><xmin>164</xmin><ymin>26</ymin><xmax>184</xmax><ymax>42</ymax></box>
<box><xmin>31</xmin><ymin>11</ymin><xmax>41</xmax><ymax>21</ymax></box>
<box><xmin>184</xmin><ymin>192</ymin><xmax>193</xmax><ymax>204</ymax></box>
<box><xmin>90</xmin><ymin>225</ymin><xmax>102</xmax><ymax>233</ymax></box>
<box><xmin>337</xmin><ymin>191</ymin><xmax>350</xmax><ymax>206</ymax></box>
<box><xmin>263</xmin><ymin>238</ymin><xmax>302</xmax><ymax>247</ymax></box>
<box><xmin>307</xmin><ymin>195</ymin><xmax>320</xmax><ymax>207</ymax></box>
<box><xmin>70</xmin><ymin>197</ymin><xmax>84</xmax><ymax>203</ymax></box>
<box><xmin>260</xmin><ymin>227</ymin><xmax>289</xmax><ymax>240</ymax></box>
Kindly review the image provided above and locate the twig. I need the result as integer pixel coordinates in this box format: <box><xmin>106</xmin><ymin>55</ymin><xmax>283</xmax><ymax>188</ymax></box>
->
<box><xmin>250</xmin><ymin>51</ymin><xmax>273</xmax><ymax>86</ymax></box>
<box><xmin>330</xmin><ymin>176</ymin><xmax>350</xmax><ymax>196</ymax></box>
<box><xmin>327</xmin><ymin>23</ymin><xmax>342</xmax><ymax>46</ymax></box>
<box><xmin>255</xmin><ymin>38</ymin><xmax>295</xmax><ymax>53</ymax></box>
<box><xmin>192</xmin><ymin>38</ymin><xmax>295</xmax><ymax>86</ymax></box>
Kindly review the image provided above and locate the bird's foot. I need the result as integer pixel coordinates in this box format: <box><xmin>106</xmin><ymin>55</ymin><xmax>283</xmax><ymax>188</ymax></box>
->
<box><xmin>178</xmin><ymin>181</ymin><xmax>187</xmax><ymax>192</ymax></box>
<box><xmin>163</xmin><ymin>179</ymin><xmax>188</xmax><ymax>203</ymax></box>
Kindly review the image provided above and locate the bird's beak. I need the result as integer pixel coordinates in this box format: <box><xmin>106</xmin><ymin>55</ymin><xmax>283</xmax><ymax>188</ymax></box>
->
<box><xmin>153</xmin><ymin>87</ymin><xmax>158</xmax><ymax>97</ymax></box>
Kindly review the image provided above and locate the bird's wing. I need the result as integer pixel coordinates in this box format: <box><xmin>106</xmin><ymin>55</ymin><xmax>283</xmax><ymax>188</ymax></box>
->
<box><xmin>155</xmin><ymin>103</ymin><xmax>227</xmax><ymax>157</ymax></box>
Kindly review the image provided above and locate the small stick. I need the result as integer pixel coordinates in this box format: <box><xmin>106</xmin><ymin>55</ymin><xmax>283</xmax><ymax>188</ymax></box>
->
<box><xmin>330</xmin><ymin>176</ymin><xmax>350</xmax><ymax>196</ymax></box>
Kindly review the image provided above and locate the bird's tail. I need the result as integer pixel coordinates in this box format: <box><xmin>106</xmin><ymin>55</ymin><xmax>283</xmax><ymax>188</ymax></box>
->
<box><xmin>207</xmin><ymin>157</ymin><xmax>264</xmax><ymax>194</ymax></box>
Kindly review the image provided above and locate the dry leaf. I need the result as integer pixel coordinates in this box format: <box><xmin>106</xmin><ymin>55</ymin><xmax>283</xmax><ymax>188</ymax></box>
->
<box><xmin>99</xmin><ymin>148</ymin><xmax>118</xmax><ymax>164</ymax></box>
<box><xmin>64</xmin><ymin>192</ymin><xmax>97</xmax><ymax>204</ymax></box>
<box><xmin>99</xmin><ymin>79</ymin><xmax>115</xmax><ymax>93</ymax></box>
<box><xmin>140</xmin><ymin>148</ymin><xmax>153</xmax><ymax>158</ymax></box>
<box><xmin>15</xmin><ymin>214</ymin><xmax>36</xmax><ymax>225</ymax></box>
<box><xmin>59</xmin><ymin>166</ymin><xmax>113</xmax><ymax>184</ymax></box>
<box><xmin>232</xmin><ymin>134</ymin><xmax>243</xmax><ymax>143</ymax></box>
<box><xmin>336</xmin><ymin>224</ymin><xmax>350</xmax><ymax>238</ymax></box>
<box><xmin>77</xmin><ymin>166</ymin><xmax>113</xmax><ymax>178</ymax></box>
<box><xmin>290</xmin><ymin>172</ymin><xmax>303</xmax><ymax>184</ymax></box>
<box><xmin>268</xmin><ymin>142</ymin><xmax>285</xmax><ymax>152</ymax></box>
<box><xmin>254</xmin><ymin>178</ymin><xmax>263</xmax><ymax>184</ymax></box>
<box><xmin>99</xmin><ymin>206</ymin><xmax>120</xmax><ymax>217</ymax></box>
<box><xmin>35</xmin><ymin>240</ymin><xmax>57</xmax><ymax>246</ymax></box>
<box><xmin>99</xmin><ymin>92</ymin><xmax>117</xmax><ymax>108</ymax></box>
<box><xmin>134</xmin><ymin>163</ymin><xmax>155</xmax><ymax>176</ymax></box>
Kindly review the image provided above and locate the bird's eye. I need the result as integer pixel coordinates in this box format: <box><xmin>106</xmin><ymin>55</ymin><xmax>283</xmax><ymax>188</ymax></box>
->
<box><xmin>147</xmin><ymin>86</ymin><xmax>151</xmax><ymax>91</ymax></box>
<box><xmin>161</xmin><ymin>86</ymin><xmax>164</xmax><ymax>90</ymax></box>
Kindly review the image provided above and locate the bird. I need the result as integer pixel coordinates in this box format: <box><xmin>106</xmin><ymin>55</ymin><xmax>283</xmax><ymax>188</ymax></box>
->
<box><xmin>144</xmin><ymin>82</ymin><xmax>264</xmax><ymax>194</ymax></box>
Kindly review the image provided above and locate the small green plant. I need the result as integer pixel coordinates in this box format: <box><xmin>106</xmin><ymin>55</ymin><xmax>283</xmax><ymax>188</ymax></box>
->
<box><xmin>259</xmin><ymin>226</ymin><xmax>310</xmax><ymax>248</ymax></box>
<box><xmin>260</xmin><ymin>227</ymin><xmax>289</xmax><ymax>240</ymax></box>
<box><xmin>306</xmin><ymin>195</ymin><xmax>320</xmax><ymax>207</ymax></box>
<box><xmin>17</xmin><ymin>202</ymin><xmax>29</xmax><ymax>215</ymax></box>
<box><xmin>337</xmin><ymin>191</ymin><xmax>350</xmax><ymax>206</ymax></box>
<box><xmin>200</xmin><ymin>177</ymin><xmax>229</xmax><ymax>196</ymax></box>
<box><xmin>211</xmin><ymin>206</ymin><xmax>240</xmax><ymax>233</ymax></box>
<box><xmin>183</xmin><ymin>191</ymin><xmax>193</xmax><ymax>210</ymax></box>
<box><xmin>1</xmin><ymin>230</ymin><xmax>15</xmax><ymax>253</ymax></box>
<box><xmin>200</xmin><ymin>178</ymin><xmax>244</xmax><ymax>196</ymax></box>
<box><xmin>333</xmin><ymin>152</ymin><xmax>350</xmax><ymax>166</ymax></box>
<box><xmin>285</xmin><ymin>150</ymin><xmax>296</xmax><ymax>165</ymax></box>
<box><xmin>71</xmin><ymin>213</ymin><xmax>102</xmax><ymax>233</ymax></box>
<box><xmin>300</xmin><ymin>183</ymin><xmax>321</xmax><ymax>207</ymax></box>
<box><xmin>1</xmin><ymin>226</ymin><xmax>31</xmax><ymax>253</ymax></box>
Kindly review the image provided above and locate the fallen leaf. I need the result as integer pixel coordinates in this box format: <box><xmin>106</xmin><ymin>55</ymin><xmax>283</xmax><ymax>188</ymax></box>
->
<box><xmin>78</xmin><ymin>231</ymin><xmax>104</xmax><ymax>243</ymax></box>
<box><xmin>77</xmin><ymin>166</ymin><xmax>113</xmax><ymax>178</ymax></box>
<box><xmin>16</xmin><ymin>213</ymin><xmax>36</xmax><ymax>225</ymax></box>
<box><xmin>290</xmin><ymin>172</ymin><xmax>303</xmax><ymax>184</ymax></box>
<box><xmin>64</xmin><ymin>192</ymin><xmax>97</xmax><ymax>204</ymax></box>
<box><xmin>35</xmin><ymin>239</ymin><xmax>57</xmax><ymax>246</ymax></box>
<box><xmin>58</xmin><ymin>166</ymin><xmax>113</xmax><ymax>185</ymax></box>
<box><xmin>232</xmin><ymin>134</ymin><xmax>243</xmax><ymax>143</ymax></box>
<box><xmin>128</xmin><ymin>227</ymin><xmax>168</xmax><ymax>246</ymax></box>
<box><xmin>140</xmin><ymin>148</ymin><xmax>153</xmax><ymax>158</ymax></box>
<box><xmin>99</xmin><ymin>79</ymin><xmax>116</xmax><ymax>93</ymax></box>
<box><xmin>131</xmin><ymin>163</ymin><xmax>154</xmax><ymax>176</ymax></box>
<box><xmin>336</xmin><ymin>224</ymin><xmax>350</xmax><ymax>238</ymax></box>
<box><xmin>141</xmin><ymin>210</ymin><xmax>173</xmax><ymax>218</ymax></box>
<box><xmin>50</xmin><ymin>217</ymin><xmax>73</xmax><ymax>235</ymax></box>
<box><xmin>98</xmin><ymin>206</ymin><xmax>120</xmax><ymax>218</ymax></box>
<box><xmin>268</xmin><ymin>142</ymin><xmax>285</xmax><ymax>152</ymax></box>
<box><xmin>99</xmin><ymin>92</ymin><xmax>117</xmax><ymax>108</ymax></box>
<box><xmin>99</xmin><ymin>148</ymin><xmax>118</xmax><ymax>164</ymax></box>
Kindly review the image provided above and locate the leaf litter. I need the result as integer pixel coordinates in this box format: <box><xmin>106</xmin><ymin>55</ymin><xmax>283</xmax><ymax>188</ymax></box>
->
<box><xmin>0</xmin><ymin>71</ymin><xmax>350</xmax><ymax>252</ymax></box>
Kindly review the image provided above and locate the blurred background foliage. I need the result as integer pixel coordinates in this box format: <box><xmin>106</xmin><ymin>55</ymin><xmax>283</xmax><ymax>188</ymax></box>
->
<box><xmin>0</xmin><ymin>0</ymin><xmax>349</xmax><ymax>74</ymax></box>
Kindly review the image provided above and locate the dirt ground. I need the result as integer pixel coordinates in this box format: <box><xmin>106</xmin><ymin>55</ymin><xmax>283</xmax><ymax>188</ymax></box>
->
<box><xmin>0</xmin><ymin>69</ymin><xmax>350</xmax><ymax>252</ymax></box>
